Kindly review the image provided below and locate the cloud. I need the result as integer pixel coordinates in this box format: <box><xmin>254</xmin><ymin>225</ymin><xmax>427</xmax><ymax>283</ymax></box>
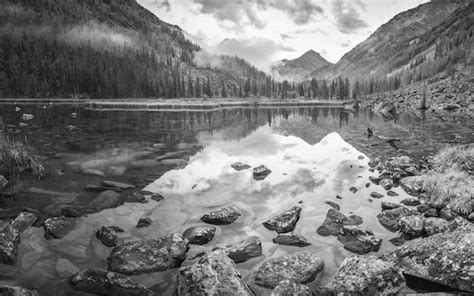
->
<box><xmin>215</xmin><ymin>37</ymin><xmax>295</xmax><ymax>71</ymax></box>
<box><xmin>340</xmin><ymin>41</ymin><xmax>350</xmax><ymax>47</ymax></box>
<box><xmin>151</xmin><ymin>0</ymin><xmax>170</xmax><ymax>11</ymax></box>
<box><xmin>332</xmin><ymin>0</ymin><xmax>368</xmax><ymax>34</ymax></box>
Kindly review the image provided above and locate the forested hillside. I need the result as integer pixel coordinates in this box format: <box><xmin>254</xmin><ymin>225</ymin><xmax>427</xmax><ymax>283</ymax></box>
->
<box><xmin>0</xmin><ymin>0</ymin><xmax>270</xmax><ymax>98</ymax></box>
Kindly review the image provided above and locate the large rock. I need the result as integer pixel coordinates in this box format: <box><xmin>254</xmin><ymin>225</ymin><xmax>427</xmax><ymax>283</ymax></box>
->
<box><xmin>254</xmin><ymin>252</ymin><xmax>324</xmax><ymax>288</ymax></box>
<box><xmin>381</xmin><ymin>225</ymin><xmax>473</xmax><ymax>293</ymax></box>
<box><xmin>400</xmin><ymin>176</ymin><xmax>424</xmax><ymax>196</ymax></box>
<box><xmin>177</xmin><ymin>249</ymin><xmax>253</xmax><ymax>296</ymax></box>
<box><xmin>0</xmin><ymin>175</ymin><xmax>8</xmax><ymax>190</ymax></box>
<box><xmin>107</xmin><ymin>234</ymin><xmax>189</xmax><ymax>275</ymax></box>
<box><xmin>399</xmin><ymin>215</ymin><xmax>424</xmax><ymax>238</ymax></box>
<box><xmin>316</xmin><ymin>208</ymin><xmax>363</xmax><ymax>236</ymax></box>
<box><xmin>0</xmin><ymin>286</ymin><xmax>38</xmax><ymax>296</ymax></box>
<box><xmin>9</xmin><ymin>212</ymin><xmax>37</xmax><ymax>233</ymax></box>
<box><xmin>223</xmin><ymin>236</ymin><xmax>263</xmax><ymax>263</ymax></box>
<box><xmin>326</xmin><ymin>256</ymin><xmax>405</xmax><ymax>295</ymax></box>
<box><xmin>88</xmin><ymin>190</ymin><xmax>122</xmax><ymax>211</ymax></box>
<box><xmin>253</xmin><ymin>165</ymin><xmax>272</xmax><ymax>180</ymax></box>
<box><xmin>271</xmin><ymin>279</ymin><xmax>310</xmax><ymax>296</ymax></box>
<box><xmin>337</xmin><ymin>225</ymin><xmax>382</xmax><ymax>254</ymax></box>
<box><xmin>44</xmin><ymin>216</ymin><xmax>77</xmax><ymax>239</ymax></box>
<box><xmin>273</xmin><ymin>234</ymin><xmax>311</xmax><ymax>247</ymax></box>
<box><xmin>201</xmin><ymin>206</ymin><xmax>242</xmax><ymax>225</ymax></box>
<box><xmin>96</xmin><ymin>226</ymin><xmax>118</xmax><ymax>247</ymax></box>
<box><xmin>231</xmin><ymin>162</ymin><xmax>251</xmax><ymax>171</ymax></box>
<box><xmin>0</xmin><ymin>212</ymin><xmax>37</xmax><ymax>265</ymax></box>
<box><xmin>379</xmin><ymin>178</ymin><xmax>393</xmax><ymax>190</ymax></box>
<box><xmin>263</xmin><ymin>206</ymin><xmax>302</xmax><ymax>234</ymax></box>
<box><xmin>377</xmin><ymin>207</ymin><xmax>414</xmax><ymax>231</ymax></box>
<box><xmin>400</xmin><ymin>198</ymin><xmax>421</xmax><ymax>206</ymax></box>
<box><xmin>182</xmin><ymin>226</ymin><xmax>216</xmax><ymax>245</ymax></box>
<box><xmin>381</xmin><ymin>202</ymin><xmax>402</xmax><ymax>211</ymax></box>
<box><xmin>69</xmin><ymin>268</ymin><xmax>153</xmax><ymax>295</ymax></box>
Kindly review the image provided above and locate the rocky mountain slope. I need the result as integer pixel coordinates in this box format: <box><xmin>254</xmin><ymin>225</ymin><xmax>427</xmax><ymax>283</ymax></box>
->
<box><xmin>0</xmin><ymin>0</ymin><xmax>269</xmax><ymax>98</ymax></box>
<box><xmin>272</xmin><ymin>50</ymin><xmax>332</xmax><ymax>82</ymax></box>
<box><xmin>309</xmin><ymin>0</ymin><xmax>469</xmax><ymax>81</ymax></box>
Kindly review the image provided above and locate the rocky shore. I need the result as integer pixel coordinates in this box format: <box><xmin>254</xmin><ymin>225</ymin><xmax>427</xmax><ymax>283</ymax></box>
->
<box><xmin>1</xmin><ymin>140</ymin><xmax>472</xmax><ymax>295</ymax></box>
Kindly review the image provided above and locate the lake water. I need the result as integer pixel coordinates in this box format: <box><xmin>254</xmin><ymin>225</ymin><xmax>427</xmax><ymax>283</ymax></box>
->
<box><xmin>0</xmin><ymin>103</ymin><xmax>473</xmax><ymax>295</ymax></box>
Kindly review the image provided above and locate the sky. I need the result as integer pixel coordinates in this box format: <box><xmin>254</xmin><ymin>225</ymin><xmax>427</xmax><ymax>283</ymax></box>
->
<box><xmin>138</xmin><ymin>0</ymin><xmax>430</xmax><ymax>71</ymax></box>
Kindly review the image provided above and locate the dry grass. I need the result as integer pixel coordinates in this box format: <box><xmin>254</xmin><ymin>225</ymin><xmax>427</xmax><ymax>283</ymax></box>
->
<box><xmin>421</xmin><ymin>144</ymin><xmax>473</xmax><ymax>214</ymax></box>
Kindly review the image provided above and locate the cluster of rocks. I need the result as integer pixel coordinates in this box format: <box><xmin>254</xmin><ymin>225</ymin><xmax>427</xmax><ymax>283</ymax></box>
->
<box><xmin>263</xmin><ymin>205</ymin><xmax>311</xmax><ymax>247</ymax></box>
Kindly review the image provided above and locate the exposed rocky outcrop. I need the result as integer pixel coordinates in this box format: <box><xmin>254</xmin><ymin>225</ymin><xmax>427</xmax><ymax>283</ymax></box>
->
<box><xmin>177</xmin><ymin>249</ymin><xmax>254</xmax><ymax>296</ymax></box>
<box><xmin>381</xmin><ymin>225</ymin><xmax>473</xmax><ymax>293</ymax></box>
<box><xmin>326</xmin><ymin>256</ymin><xmax>405</xmax><ymax>295</ymax></box>
<box><xmin>107</xmin><ymin>233</ymin><xmax>189</xmax><ymax>275</ymax></box>
<box><xmin>182</xmin><ymin>226</ymin><xmax>216</xmax><ymax>245</ymax></box>
<box><xmin>201</xmin><ymin>206</ymin><xmax>242</xmax><ymax>225</ymax></box>
<box><xmin>263</xmin><ymin>206</ymin><xmax>302</xmax><ymax>234</ymax></box>
<box><xmin>69</xmin><ymin>268</ymin><xmax>153</xmax><ymax>295</ymax></box>
<box><xmin>254</xmin><ymin>252</ymin><xmax>324</xmax><ymax>288</ymax></box>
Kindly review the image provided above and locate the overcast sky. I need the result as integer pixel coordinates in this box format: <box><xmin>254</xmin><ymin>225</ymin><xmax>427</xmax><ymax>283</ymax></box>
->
<box><xmin>138</xmin><ymin>0</ymin><xmax>430</xmax><ymax>70</ymax></box>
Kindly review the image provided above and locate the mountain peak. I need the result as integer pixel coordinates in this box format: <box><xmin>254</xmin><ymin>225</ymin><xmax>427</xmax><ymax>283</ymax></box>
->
<box><xmin>272</xmin><ymin>49</ymin><xmax>332</xmax><ymax>81</ymax></box>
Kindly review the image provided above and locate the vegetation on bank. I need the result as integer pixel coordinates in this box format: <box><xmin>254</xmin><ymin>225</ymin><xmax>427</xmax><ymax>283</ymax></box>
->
<box><xmin>421</xmin><ymin>144</ymin><xmax>473</xmax><ymax>214</ymax></box>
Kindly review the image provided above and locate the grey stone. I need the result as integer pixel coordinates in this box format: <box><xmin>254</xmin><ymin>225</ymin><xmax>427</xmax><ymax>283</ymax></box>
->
<box><xmin>183</xmin><ymin>226</ymin><xmax>216</xmax><ymax>245</ymax></box>
<box><xmin>273</xmin><ymin>234</ymin><xmax>311</xmax><ymax>247</ymax></box>
<box><xmin>271</xmin><ymin>279</ymin><xmax>310</xmax><ymax>296</ymax></box>
<box><xmin>337</xmin><ymin>225</ymin><xmax>382</xmax><ymax>254</ymax></box>
<box><xmin>223</xmin><ymin>236</ymin><xmax>263</xmax><ymax>263</ymax></box>
<box><xmin>96</xmin><ymin>226</ymin><xmax>118</xmax><ymax>247</ymax></box>
<box><xmin>263</xmin><ymin>206</ymin><xmax>302</xmax><ymax>234</ymax></box>
<box><xmin>201</xmin><ymin>206</ymin><xmax>242</xmax><ymax>225</ymax></box>
<box><xmin>44</xmin><ymin>216</ymin><xmax>77</xmax><ymax>239</ymax></box>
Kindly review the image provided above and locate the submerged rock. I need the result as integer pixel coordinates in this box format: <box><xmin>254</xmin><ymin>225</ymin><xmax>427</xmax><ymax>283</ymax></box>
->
<box><xmin>182</xmin><ymin>226</ymin><xmax>216</xmax><ymax>245</ymax></box>
<box><xmin>95</xmin><ymin>226</ymin><xmax>118</xmax><ymax>247</ymax></box>
<box><xmin>107</xmin><ymin>234</ymin><xmax>189</xmax><ymax>275</ymax></box>
<box><xmin>88</xmin><ymin>190</ymin><xmax>122</xmax><ymax>211</ymax></box>
<box><xmin>177</xmin><ymin>249</ymin><xmax>253</xmax><ymax>296</ymax></box>
<box><xmin>254</xmin><ymin>252</ymin><xmax>324</xmax><ymax>288</ymax></box>
<box><xmin>223</xmin><ymin>236</ymin><xmax>263</xmax><ymax>263</ymax></box>
<box><xmin>44</xmin><ymin>216</ymin><xmax>77</xmax><ymax>239</ymax></box>
<box><xmin>231</xmin><ymin>162</ymin><xmax>251</xmax><ymax>171</ymax></box>
<box><xmin>102</xmin><ymin>180</ymin><xmax>135</xmax><ymax>190</ymax></box>
<box><xmin>56</xmin><ymin>258</ymin><xmax>80</xmax><ymax>278</ymax></box>
<box><xmin>326</xmin><ymin>256</ymin><xmax>405</xmax><ymax>295</ymax></box>
<box><xmin>273</xmin><ymin>234</ymin><xmax>311</xmax><ymax>247</ymax></box>
<box><xmin>337</xmin><ymin>225</ymin><xmax>382</xmax><ymax>254</ymax></box>
<box><xmin>253</xmin><ymin>165</ymin><xmax>272</xmax><ymax>180</ymax></box>
<box><xmin>316</xmin><ymin>208</ymin><xmax>363</xmax><ymax>236</ymax></box>
<box><xmin>201</xmin><ymin>206</ymin><xmax>242</xmax><ymax>225</ymax></box>
<box><xmin>271</xmin><ymin>279</ymin><xmax>310</xmax><ymax>296</ymax></box>
<box><xmin>136</xmin><ymin>217</ymin><xmax>152</xmax><ymax>228</ymax></box>
<box><xmin>263</xmin><ymin>206</ymin><xmax>302</xmax><ymax>234</ymax></box>
<box><xmin>377</xmin><ymin>207</ymin><xmax>414</xmax><ymax>231</ymax></box>
<box><xmin>0</xmin><ymin>286</ymin><xmax>38</xmax><ymax>296</ymax></box>
<box><xmin>69</xmin><ymin>268</ymin><xmax>153</xmax><ymax>295</ymax></box>
<box><xmin>382</xmin><ymin>225</ymin><xmax>473</xmax><ymax>293</ymax></box>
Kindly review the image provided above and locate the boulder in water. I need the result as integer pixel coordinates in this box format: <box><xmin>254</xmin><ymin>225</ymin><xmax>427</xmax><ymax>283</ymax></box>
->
<box><xmin>182</xmin><ymin>226</ymin><xmax>216</xmax><ymax>245</ymax></box>
<box><xmin>176</xmin><ymin>249</ymin><xmax>253</xmax><ymax>296</ymax></box>
<box><xmin>271</xmin><ymin>279</ymin><xmax>310</xmax><ymax>296</ymax></box>
<box><xmin>201</xmin><ymin>206</ymin><xmax>242</xmax><ymax>225</ymax></box>
<box><xmin>231</xmin><ymin>162</ymin><xmax>251</xmax><ymax>171</ymax></box>
<box><xmin>253</xmin><ymin>165</ymin><xmax>272</xmax><ymax>180</ymax></box>
<box><xmin>263</xmin><ymin>206</ymin><xmax>302</xmax><ymax>234</ymax></box>
<box><xmin>44</xmin><ymin>216</ymin><xmax>77</xmax><ymax>239</ymax></box>
<box><xmin>316</xmin><ymin>208</ymin><xmax>363</xmax><ymax>236</ymax></box>
<box><xmin>254</xmin><ymin>251</ymin><xmax>324</xmax><ymax>288</ymax></box>
<box><xmin>96</xmin><ymin>226</ymin><xmax>119</xmax><ymax>247</ymax></box>
<box><xmin>222</xmin><ymin>236</ymin><xmax>263</xmax><ymax>263</ymax></box>
<box><xmin>377</xmin><ymin>207</ymin><xmax>414</xmax><ymax>231</ymax></box>
<box><xmin>337</xmin><ymin>225</ymin><xmax>382</xmax><ymax>254</ymax></box>
<box><xmin>273</xmin><ymin>234</ymin><xmax>311</xmax><ymax>247</ymax></box>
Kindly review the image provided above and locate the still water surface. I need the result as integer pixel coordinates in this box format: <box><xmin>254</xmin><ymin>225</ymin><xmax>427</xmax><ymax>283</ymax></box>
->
<box><xmin>0</xmin><ymin>103</ymin><xmax>472</xmax><ymax>295</ymax></box>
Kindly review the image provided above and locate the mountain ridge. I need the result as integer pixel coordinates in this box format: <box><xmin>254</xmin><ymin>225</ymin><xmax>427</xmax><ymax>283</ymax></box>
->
<box><xmin>272</xmin><ymin>49</ymin><xmax>332</xmax><ymax>82</ymax></box>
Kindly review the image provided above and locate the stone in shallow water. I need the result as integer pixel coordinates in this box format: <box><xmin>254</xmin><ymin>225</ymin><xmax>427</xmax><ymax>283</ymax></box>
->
<box><xmin>400</xmin><ymin>176</ymin><xmax>424</xmax><ymax>196</ymax></box>
<box><xmin>326</xmin><ymin>256</ymin><xmax>405</xmax><ymax>295</ymax></box>
<box><xmin>44</xmin><ymin>216</ymin><xmax>77</xmax><ymax>239</ymax></box>
<box><xmin>88</xmin><ymin>190</ymin><xmax>122</xmax><ymax>211</ymax></box>
<box><xmin>400</xmin><ymin>198</ymin><xmax>421</xmax><ymax>206</ymax></box>
<box><xmin>422</xmin><ymin>217</ymin><xmax>451</xmax><ymax>236</ymax></box>
<box><xmin>381</xmin><ymin>202</ymin><xmax>401</xmax><ymax>211</ymax></box>
<box><xmin>417</xmin><ymin>204</ymin><xmax>432</xmax><ymax>213</ymax></box>
<box><xmin>107</xmin><ymin>234</ymin><xmax>189</xmax><ymax>275</ymax></box>
<box><xmin>379</xmin><ymin>178</ymin><xmax>393</xmax><ymax>190</ymax></box>
<box><xmin>369</xmin><ymin>176</ymin><xmax>381</xmax><ymax>185</ymax></box>
<box><xmin>136</xmin><ymin>217</ymin><xmax>152</xmax><ymax>228</ymax></box>
<box><xmin>263</xmin><ymin>206</ymin><xmax>302</xmax><ymax>234</ymax></box>
<box><xmin>10</xmin><ymin>212</ymin><xmax>37</xmax><ymax>233</ymax></box>
<box><xmin>381</xmin><ymin>225</ymin><xmax>473</xmax><ymax>293</ymax></box>
<box><xmin>56</xmin><ymin>258</ymin><xmax>80</xmax><ymax>278</ymax></box>
<box><xmin>254</xmin><ymin>251</ymin><xmax>324</xmax><ymax>288</ymax></box>
<box><xmin>182</xmin><ymin>226</ymin><xmax>216</xmax><ymax>245</ymax></box>
<box><xmin>69</xmin><ymin>268</ymin><xmax>153</xmax><ymax>295</ymax></box>
<box><xmin>370</xmin><ymin>192</ymin><xmax>384</xmax><ymax>199</ymax></box>
<box><xmin>223</xmin><ymin>236</ymin><xmax>262</xmax><ymax>263</ymax></box>
<box><xmin>316</xmin><ymin>208</ymin><xmax>363</xmax><ymax>236</ymax></box>
<box><xmin>271</xmin><ymin>279</ymin><xmax>310</xmax><ymax>296</ymax></box>
<box><xmin>324</xmin><ymin>201</ymin><xmax>340</xmax><ymax>210</ymax></box>
<box><xmin>387</xmin><ymin>190</ymin><xmax>399</xmax><ymax>196</ymax></box>
<box><xmin>0</xmin><ymin>226</ymin><xmax>20</xmax><ymax>265</ymax></box>
<box><xmin>349</xmin><ymin>186</ymin><xmax>358</xmax><ymax>193</ymax></box>
<box><xmin>177</xmin><ymin>249</ymin><xmax>253</xmax><ymax>296</ymax></box>
<box><xmin>253</xmin><ymin>165</ymin><xmax>272</xmax><ymax>180</ymax></box>
<box><xmin>231</xmin><ymin>162</ymin><xmax>251</xmax><ymax>171</ymax></box>
<box><xmin>95</xmin><ymin>226</ymin><xmax>118</xmax><ymax>247</ymax></box>
<box><xmin>377</xmin><ymin>207</ymin><xmax>413</xmax><ymax>231</ymax></box>
<box><xmin>102</xmin><ymin>180</ymin><xmax>136</xmax><ymax>190</ymax></box>
<box><xmin>201</xmin><ymin>206</ymin><xmax>242</xmax><ymax>225</ymax></box>
<box><xmin>272</xmin><ymin>234</ymin><xmax>311</xmax><ymax>247</ymax></box>
<box><xmin>0</xmin><ymin>286</ymin><xmax>38</xmax><ymax>296</ymax></box>
<box><xmin>337</xmin><ymin>225</ymin><xmax>382</xmax><ymax>254</ymax></box>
